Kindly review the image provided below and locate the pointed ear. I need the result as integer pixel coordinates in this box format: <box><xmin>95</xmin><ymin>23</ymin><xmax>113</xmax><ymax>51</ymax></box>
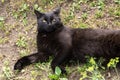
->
<box><xmin>53</xmin><ymin>7</ymin><xmax>61</xmax><ymax>16</ymax></box>
<box><xmin>34</xmin><ymin>9</ymin><xmax>44</xmax><ymax>19</ymax></box>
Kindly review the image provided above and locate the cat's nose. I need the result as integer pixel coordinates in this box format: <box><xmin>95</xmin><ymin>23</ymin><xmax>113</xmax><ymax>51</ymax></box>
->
<box><xmin>48</xmin><ymin>23</ymin><xmax>51</xmax><ymax>25</ymax></box>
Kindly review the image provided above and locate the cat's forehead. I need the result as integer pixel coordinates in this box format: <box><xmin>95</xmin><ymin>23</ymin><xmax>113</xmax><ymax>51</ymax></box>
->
<box><xmin>44</xmin><ymin>12</ymin><xmax>54</xmax><ymax>18</ymax></box>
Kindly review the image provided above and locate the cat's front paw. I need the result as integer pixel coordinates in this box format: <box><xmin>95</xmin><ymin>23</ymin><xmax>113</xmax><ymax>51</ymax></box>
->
<box><xmin>60</xmin><ymin>68</ymin><xmax>67</xmax><ymax>74</ymax></box>
<box><xmin>14</xmin><ymin>60</ymin><xmax>23</xmax><ymax>71</ymax></box>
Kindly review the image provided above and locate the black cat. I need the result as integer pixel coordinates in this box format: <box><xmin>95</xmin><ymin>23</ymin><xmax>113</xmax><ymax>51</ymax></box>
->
<box><xmin>14</xmin><ymin>7</ymin><xmax>120</xmax><ymax>73</ymax></box>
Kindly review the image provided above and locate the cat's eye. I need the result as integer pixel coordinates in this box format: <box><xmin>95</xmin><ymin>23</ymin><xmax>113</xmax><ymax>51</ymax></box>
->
<box><xmin>52</xmin><ymin>19</ymin><xmax>56</xmax><ymax>23</ymax></box>
<box><xmin>42</xmin><ymin>19</ymin><xmax>47</xmax><ymax>23</ymax></box>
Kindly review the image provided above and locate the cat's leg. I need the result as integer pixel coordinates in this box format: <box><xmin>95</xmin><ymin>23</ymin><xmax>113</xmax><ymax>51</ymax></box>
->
<box><xmin>51</xmin><ymin>53</ymin><xmax>68</xmax><ymax>73</ymax></box>
<box><xmin>51</xmin><ymin>47</ymin><xmax>71</xmax><ymax>73</ymax></box>
<box><xmin>14</xmin><ymin>52</ymin><xmax>49</xmax><ymax>71</ymax></box>
<box><xmin>51</xmin><ymin>32</ymin><xmax>72</xmax><ymax>73</ymax></box>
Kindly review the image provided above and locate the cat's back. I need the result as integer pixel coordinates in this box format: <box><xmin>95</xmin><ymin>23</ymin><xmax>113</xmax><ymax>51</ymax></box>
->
<box><xmin>72</xmin><ymin>28</ymin><xmax>120</xmax><ymax>41</ymax></box>
<box><xmin>71</xmin><ymin>28</ymin><xmax>120</xmax><ymax>57</ymax></box>
<box><xmin>72</xmin><ymin>28</ymin><xmax>110</xmax><ymax>39</ymax></box>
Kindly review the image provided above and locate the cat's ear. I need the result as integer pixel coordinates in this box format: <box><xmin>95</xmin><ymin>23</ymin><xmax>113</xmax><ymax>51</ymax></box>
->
<box><xmin>53</xmin><ymin>7</ymin><xmax>61</xmax><ymax>16</ymax></box>
<box><xmin>34</xmin><ymin>9</ymin><xmax>44</xmax><ymax>19</ymax></box>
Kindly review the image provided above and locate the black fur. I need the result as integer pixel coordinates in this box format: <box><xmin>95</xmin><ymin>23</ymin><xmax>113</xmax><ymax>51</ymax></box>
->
<box><xmin>14</xmin><ymin>7</ymin><xmax>120</xmax><ymax>73</ymax></box>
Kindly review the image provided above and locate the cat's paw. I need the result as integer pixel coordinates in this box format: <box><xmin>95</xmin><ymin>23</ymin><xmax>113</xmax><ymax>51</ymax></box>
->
<box><xmin>61</xmin><ymin>68</ymin><xmax>67</xmax><ymax>74</ymax></box>
<box><xmin>14</xmin><ymin>60</ymin><xmax>23</xmax><ymax>71</ymax></box>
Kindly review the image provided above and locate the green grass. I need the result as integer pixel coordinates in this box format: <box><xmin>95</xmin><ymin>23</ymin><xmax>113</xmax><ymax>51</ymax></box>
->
<box><xmin>1</xmin><ymin>61</ymin><xmax>15</xmax><ymax>80</ymax></box>
<box><xmin>107</xmin><ymin>57</ymin><xmax>120</xmax><ymax>79</ymax></box>
<box><xmin>108</xmin><ymin>5</ymin><xmax>120</xmax><ymax>18</ymax></box>
<box><xmin>114</xmin><ymin>0</ymin><xmax>120</xmax><ymax>4</ymax></box>
<box><xmin>12</xmin><ymin>3</ymin><xmax>30</xmax><ymax>26</ymax></box>
<box><xmin>16</xmin><ymin>36</ymin><xmax>27</xmax><ymax>48</ymax></box>
<box><xmin>19</xmin><ymin>49</ymin><xmax>29</xmax><ymax>57</ymax></box>
<box><xmin>0</xmin><ymin>16</ymin><xmax>5</xmax><ymax>30</ymax></box>
<box><xmin>89</xmin><ymin>0</ymin><xmax>105</xmax><ymax>10</ymax></box>
<box><xmin>95</xmin><ymin>10</ymin><xmax>104</xmax><ymax>19</ymax></box>
<box><xmin>81</xmin><ymin>13</ymin><xmax>88</xmax><ymax>20</ymax></box>
<box><xmin>0</xmin><ymin>37</ymin><xmax>9</xmax><ymax>44</ymax></box>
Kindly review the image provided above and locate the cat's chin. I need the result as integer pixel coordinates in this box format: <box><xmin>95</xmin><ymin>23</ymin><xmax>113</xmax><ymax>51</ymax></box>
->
<box><xmin>38</xmin><ymin>28</ymin><xmax>56</xmax><ymax>33</ymax></box>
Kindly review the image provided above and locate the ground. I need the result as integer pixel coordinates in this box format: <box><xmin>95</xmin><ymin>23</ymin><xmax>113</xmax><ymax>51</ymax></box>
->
<box><xmin>0</xmin><ymin>0</ymin><xmax>120</xmax><ymax>80</ymax></box>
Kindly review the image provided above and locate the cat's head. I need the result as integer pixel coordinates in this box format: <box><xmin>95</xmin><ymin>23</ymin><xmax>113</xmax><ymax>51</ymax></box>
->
<box><xmin>34</xmin><ymin>7</ymin><xmax>63</xmax><ymax>33</ymax></box>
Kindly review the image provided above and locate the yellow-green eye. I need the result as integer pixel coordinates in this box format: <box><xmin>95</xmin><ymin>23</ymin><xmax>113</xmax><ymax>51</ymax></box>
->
<box><xmin>52</xmin><ymin>19</ymin><xmax>56</xmax><ymax>22</ymax></box>
<box><xmin>42</xmin><ymin>20</ymin><xmax>46</xmax><ymax>23</ymax></box>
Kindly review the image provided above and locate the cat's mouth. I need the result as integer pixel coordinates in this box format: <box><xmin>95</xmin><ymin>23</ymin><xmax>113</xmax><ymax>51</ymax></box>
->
<box><xmin>38</xmin><ymin>22</ymin><xmax>63</xmax><ymax>33</ymax></box>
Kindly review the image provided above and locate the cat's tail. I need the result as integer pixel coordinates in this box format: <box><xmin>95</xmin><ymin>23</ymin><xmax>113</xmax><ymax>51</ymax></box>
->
<box><xmin>14</xmin><ymin>52</ymin><xmax>49</xmax><ymax>71</ymax></box>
